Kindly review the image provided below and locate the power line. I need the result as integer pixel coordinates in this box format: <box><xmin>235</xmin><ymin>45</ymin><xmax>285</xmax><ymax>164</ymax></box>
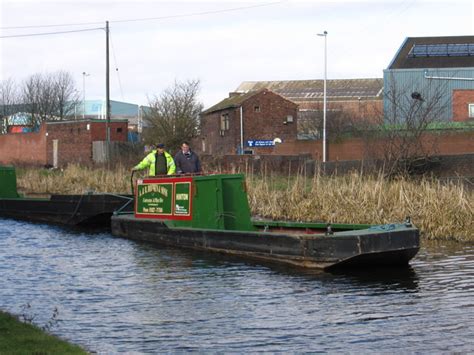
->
<box><xmin>0</xmin><ymin>20</ymin><xmax>104</xmax><ymax>30</ymax></box>
<box><xmin>0</xmin><ymin>27</ymin><xmax>104</xmax><ymax>39</ymax></box>
<box><xmin>111</xmin><ymin>1</ymin><xmax>285</xmax><ymax>24</ymax></box>
<box><xmin>0</xmin><ymin>1</ymin><xmax>284</xmax><ymax>30</ymax></box>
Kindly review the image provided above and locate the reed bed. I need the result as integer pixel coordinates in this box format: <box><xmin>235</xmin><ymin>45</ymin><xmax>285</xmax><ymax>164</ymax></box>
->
<box><xmin>247</xmin><ymin>171</ymin><xmax>473</xmax><ymax>242</ymax></box>
<box><xmin>16</xmin><ymin>164</ymin><xmax>473</xmax><ymax>242</ymax></box>
<box><xmin>17</xmin><ymin>164</ymin><xmax>133</xmax><ymax>195</ymax></box>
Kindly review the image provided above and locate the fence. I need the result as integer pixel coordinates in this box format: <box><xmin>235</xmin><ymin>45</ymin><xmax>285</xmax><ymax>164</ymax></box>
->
<box><xmin>92</xmin><ymin>141</ymin><xmax>145</xmax><ymax>165</ymax></box>
<box><xmin>201</xmin><ymin>153</ymin><xmax>474</xmax><ymax>178</ymax></box>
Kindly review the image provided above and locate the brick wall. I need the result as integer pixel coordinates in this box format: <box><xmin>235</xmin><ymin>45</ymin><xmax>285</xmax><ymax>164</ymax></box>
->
<box><xmin>242</xmin><ymin>90</ymin><xmax>298</xmax><ymax>154</ymax></box>
<box><xmin>0</xmin><ymin>120</ymin><xmax>129</xmax><ymax>167</ymax></box>
<box><xmin>200</xmin><ymin>108</ymin><xmax>241</xmax><ymax>155</ymax></box>
<box><xmin>452</xmin><ymin>90</ymin><xmax>474</xmax><ymax>122</ymax></box>
<box><xmin>0</xmin><ymin>124</ymin><xmax>47</xmax><ymax>165</ymax></box>
<box><xmin>45</xmin><ymin>121</ymin><xmax>93</xmax><ymax>166</ymax></box>
<box><xmin>90</xmin><ymin>121</ymin><xmax>128</xmax><ymax>142</ymax></box>
<box><xmin>273</xmin><ymin>130</ymin><xmax>474</xmax><ymax>161</ymax></box>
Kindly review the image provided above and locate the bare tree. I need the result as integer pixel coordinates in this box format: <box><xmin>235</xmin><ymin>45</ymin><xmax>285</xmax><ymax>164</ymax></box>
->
<box><xmin>55</xmin><ymin>71</ymin><xmax>80</xmax><ymax>120</ymax></box>
<box><xmin>21</xmin><ymin>71</ymin><xmax>79</xmax><ymax>127</ymax></box>
<box><xmin>22</xmin><ymin>73</ymin><xmax>53</xmax><ymax>127</ymax></box>
<box><xmin>364</xmin><ymin>74</ymin><xmax>449</xmax><ymax>175</ymax></box>
<box><xmin>298</xmin><ymin>107</ymin><xmax>364</xmax><ymax>142</ymax></box>
<box><xmin>0</xmin><ymin>78</ymin><xmax>20</xmax><ymax>134</ymax></box>
<box><xmin>143</xmin><ymin>79</ymin><xmax>203</xmax><ymax>152</ymax></box>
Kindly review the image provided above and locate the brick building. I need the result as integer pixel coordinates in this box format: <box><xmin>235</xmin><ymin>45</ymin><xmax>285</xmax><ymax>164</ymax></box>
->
<box><xmin>200</xmin><ymin>89</ymin><xmax>298</xmax><ymax>155</ymax></box>
<box><xmin>453</xmin><ymin>90</ymin><xmax>474</xmax><ymax>121</ymax></box>
<box><xmin>0</xmin><ymin>119</ymin><xmax>127</xmax><ymax>167</ymax></box>
<box><xmin>235</xmin><ymin>79</ymin><xmax>384</xmax><ymax>138</ymax></box>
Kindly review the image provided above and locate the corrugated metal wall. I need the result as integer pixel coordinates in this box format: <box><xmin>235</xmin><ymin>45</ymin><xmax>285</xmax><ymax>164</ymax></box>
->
<box><xmin>383</xmin><ymin>68</ymin><xmax>474</xmax><ymax>121</ymax></box>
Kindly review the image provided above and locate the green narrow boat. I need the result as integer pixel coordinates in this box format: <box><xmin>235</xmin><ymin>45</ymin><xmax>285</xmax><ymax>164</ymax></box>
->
<box><xmin>111</xmin><ymin>173</ymin><xmax>420</xmax><ymax>270</ymax></box>
<box><xmin>0</xmin><ymin>166</ymin><xmax>132</xmax><ymax>226</ymax></box>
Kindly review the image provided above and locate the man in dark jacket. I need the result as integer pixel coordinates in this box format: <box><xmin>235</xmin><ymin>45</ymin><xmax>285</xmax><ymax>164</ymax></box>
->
<box><xmin>174</xmin><ymin>141</ymin><xmax>201</xmax><ymax>174</ymax></box>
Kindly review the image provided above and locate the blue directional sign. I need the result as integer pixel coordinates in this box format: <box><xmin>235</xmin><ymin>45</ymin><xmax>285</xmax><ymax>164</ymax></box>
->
<box><xmin>246</xmin><ymin>140</ymin><xmax>276</xmax><ymax>147</ymax></box>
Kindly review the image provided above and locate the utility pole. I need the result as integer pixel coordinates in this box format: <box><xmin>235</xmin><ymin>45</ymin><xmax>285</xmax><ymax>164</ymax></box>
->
<box><xmin>105</xmin><ymin>20</ymin><xmax>111</xmax><ymax>161</ymax></box>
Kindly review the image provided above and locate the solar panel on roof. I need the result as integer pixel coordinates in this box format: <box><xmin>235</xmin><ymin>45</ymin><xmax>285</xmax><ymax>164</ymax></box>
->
<box><xmin>408</xmin><ymin>43</ymin><xmax>474</xmax><ymax>57</ymax></box>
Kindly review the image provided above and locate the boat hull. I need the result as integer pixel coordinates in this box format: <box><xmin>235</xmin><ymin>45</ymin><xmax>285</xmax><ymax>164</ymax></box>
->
<box><xmin>0</xmin><ymin>194</ymin><xmax>133</xmax><ymax>226</ymax></box>
<box><xmin>111</xmin><ymin>214</ymin><xmax>420</xmax><ymax>270</ymax></box>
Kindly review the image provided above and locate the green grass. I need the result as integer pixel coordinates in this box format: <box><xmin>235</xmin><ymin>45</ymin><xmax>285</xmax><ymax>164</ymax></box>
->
<box><xmin>0</xmin><ymin>311</ymin><xmax>87</xmax><ymax>354</ymax></box>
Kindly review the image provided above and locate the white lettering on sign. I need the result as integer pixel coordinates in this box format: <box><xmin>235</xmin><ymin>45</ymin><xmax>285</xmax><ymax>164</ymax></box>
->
<box><xmin>138</xmin><ymin>184</ymin><xmax>169</xmax><ymax>198</ymax></box>
<box><xmin>176</xmin><ymin>193</ymin><xmax>189</xmax><ymax>201</ymax></box>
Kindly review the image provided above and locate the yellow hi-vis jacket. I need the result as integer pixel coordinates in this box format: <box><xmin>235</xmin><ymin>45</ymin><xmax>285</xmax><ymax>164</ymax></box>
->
<box><xmin>134</xmin><ymin>150</ymin><xmax>176</xmax><ymax>176</ymax></box>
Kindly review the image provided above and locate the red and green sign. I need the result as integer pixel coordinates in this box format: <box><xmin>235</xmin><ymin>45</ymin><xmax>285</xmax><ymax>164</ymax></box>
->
<box><xmin>135</xmin><ymin>177</ymin><xmax>193</xmax><ymax>220</ymax></box>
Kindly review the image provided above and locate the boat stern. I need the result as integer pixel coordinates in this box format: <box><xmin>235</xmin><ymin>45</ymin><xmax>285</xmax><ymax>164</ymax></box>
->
<box><xmin>307</xmin><ymin>223</ymin><xmax>420</xmax><ymax>270</ymax></box>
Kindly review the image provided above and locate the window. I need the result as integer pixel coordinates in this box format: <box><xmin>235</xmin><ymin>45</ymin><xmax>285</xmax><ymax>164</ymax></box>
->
<box><xmin>220</xmin><ymin>113</ymin><xmax>229</xmax><ymax>135</ymax></box>
<box><xmin>286</xmin><ymin>115</ymin><xmax>294</xmax><ymax>123</ymax></box>
<box><xmin>116</xmin><ymin>127</ymin><xmax>123</xmax><ymax>133</ymax></box>
<box><xmin>254</xmin><ymin>105</ymin><xmax>261</xmax><ymax>113</ymax></box>
<box><xmin>469</xmin><ymin>104</ymin><xmax>474</xmax><ymax>118</ymax></box>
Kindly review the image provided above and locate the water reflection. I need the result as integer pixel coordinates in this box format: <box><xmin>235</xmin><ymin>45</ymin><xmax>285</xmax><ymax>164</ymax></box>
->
<box><xmin>0</xmin><ymin>218</ymin><xmax>473</xmax><ymax>353</ymax></box>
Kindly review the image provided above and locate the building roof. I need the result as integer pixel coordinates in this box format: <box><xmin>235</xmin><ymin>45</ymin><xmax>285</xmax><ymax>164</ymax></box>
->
<box><xmin>388</xmin><ymin>36</ymin><xmax>474</xmax><ymax>70</ymax></box>
<box><xmin>234</xmin><ymin>78</ymin><xmax>384</xmax><ymax>101</ymax></box>
<box><xmin>203</xmin><ymin>89</ymin><xmax>293</xmax><ymax>114</ymax></box>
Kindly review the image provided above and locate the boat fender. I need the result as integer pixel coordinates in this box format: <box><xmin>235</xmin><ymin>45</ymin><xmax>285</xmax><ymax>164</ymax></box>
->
<box><xmin>405</xmin><ymin>216</ymin><xmax>412</xmax><ymax>227</ymax></box>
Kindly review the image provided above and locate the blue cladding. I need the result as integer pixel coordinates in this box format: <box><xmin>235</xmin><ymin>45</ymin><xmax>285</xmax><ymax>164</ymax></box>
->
<box><xmin>383</xmin><ymin>68</ymin><xmax>474</xmax><ymax>122</ymax></box>
<box><xmin>81</xmin><ymin>100</ymin><xmax>140</xmax><ymax>117</ymax></box>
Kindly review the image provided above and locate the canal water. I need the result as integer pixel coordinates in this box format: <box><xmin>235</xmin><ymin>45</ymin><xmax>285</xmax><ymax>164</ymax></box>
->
<box><xmin>0</xmin><ymin>218</ymin><xmax>473</xmax><ymax>353</ymax></box>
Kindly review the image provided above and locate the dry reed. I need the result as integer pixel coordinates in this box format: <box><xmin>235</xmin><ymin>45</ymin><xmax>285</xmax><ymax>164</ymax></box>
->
<box><xmin>17</xmin><ymin>164</ymin><xmax>133</xmax><ymax>195</ymax></box>
<box><xmin>16</xmin><ymin>164</ymin><xmax>473</xmax><ymax>242</ymax></box>
<box><xmin>246</xmin><ymin>171</ymin><xmax>473</xmax><ymax>242</ymax></box>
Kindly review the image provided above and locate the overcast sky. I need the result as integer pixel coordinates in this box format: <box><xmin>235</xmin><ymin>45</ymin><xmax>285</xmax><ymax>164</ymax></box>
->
<box><xmin>1</xmin><ymin>0</ymin><xmax>473</xmax><ymax>109</ymax></box>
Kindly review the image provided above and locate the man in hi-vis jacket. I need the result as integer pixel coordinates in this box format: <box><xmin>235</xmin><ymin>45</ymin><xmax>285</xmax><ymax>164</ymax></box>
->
<box><xmin>132</xmin><ymin>143</ymin><xmax>176</xmax><ymax>176</ymax></box>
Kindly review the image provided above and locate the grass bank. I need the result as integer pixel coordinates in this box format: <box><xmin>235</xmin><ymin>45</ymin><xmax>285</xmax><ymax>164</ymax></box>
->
<box><xmin>0</xmin><ymin>311</ymin><xmax>86</xmax><ymax>354</ymax></box>
<box><xmin>16</xmin><ymin>164</ymin><xmax>473</xmax><ymax>242</ymax></box>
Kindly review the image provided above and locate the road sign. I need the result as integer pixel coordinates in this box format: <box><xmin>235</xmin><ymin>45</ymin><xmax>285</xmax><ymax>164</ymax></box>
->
<box><xmin>246</xmin><ymin>140</ymin><xmax>276</xmax><ymax>147</ymax></box>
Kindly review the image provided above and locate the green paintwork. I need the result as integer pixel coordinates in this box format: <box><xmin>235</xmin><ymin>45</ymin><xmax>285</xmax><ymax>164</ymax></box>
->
<box><xmin>174</xmin><ymin>182</ymin><xmax>192</xmax><ymax>216</ymax></box>
<box><xmin>167</xmin><ymin>174</ymin><xmax>257</xmax><ymax>232</ymax></box>
<box><xmin>0</xmin><ymin>166</ymin><xmax>20</xmax><ymax>198</ymax></box>
<box><xmin>136</xmin><ymin>182</ymin><xmax>174</xmax><ymax>215</ymax></box>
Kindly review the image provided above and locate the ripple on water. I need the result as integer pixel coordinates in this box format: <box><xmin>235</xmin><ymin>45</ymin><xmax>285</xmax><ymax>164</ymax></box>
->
<box><xmin>0</xmin><ymin>218</ymin><xmax>473</xmax><ymax>352</ymax></box>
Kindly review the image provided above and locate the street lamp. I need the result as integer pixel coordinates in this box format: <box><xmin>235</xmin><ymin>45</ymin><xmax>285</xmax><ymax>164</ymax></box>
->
<box><xmin>82</xmin><ymin>72</ymin><xmax>90</xmax><ymax>119</ymax></box>
<box><xmin>317</xmin><ymin>31</ymin><xmax>328</xmax><ymax>163</ymax></box>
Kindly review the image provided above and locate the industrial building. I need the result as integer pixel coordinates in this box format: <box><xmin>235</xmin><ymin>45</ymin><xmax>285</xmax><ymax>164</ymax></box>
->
<box><xmin>384</xmin><ymin>36</ymin><xmax>474</xmax><ymax>122</ymax></box>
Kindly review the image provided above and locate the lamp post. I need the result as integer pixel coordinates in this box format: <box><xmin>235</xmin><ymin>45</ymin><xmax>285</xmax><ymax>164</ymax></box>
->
<box><xmin>317</xmin><ymin>31</ymin><xmax>327</xmax><ymax>163</ymax></box>
<box><xmin>82</xmin><ymin>72</ymin><xmax>90</xmax><ymax>119</ymax></box>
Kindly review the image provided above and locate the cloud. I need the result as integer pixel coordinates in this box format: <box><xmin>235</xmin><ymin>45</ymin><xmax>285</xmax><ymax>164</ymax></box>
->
<box><xmin>1</xmin><ymin>0</ymin><xmax>473</xmax><ymax>108</ymax></box>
